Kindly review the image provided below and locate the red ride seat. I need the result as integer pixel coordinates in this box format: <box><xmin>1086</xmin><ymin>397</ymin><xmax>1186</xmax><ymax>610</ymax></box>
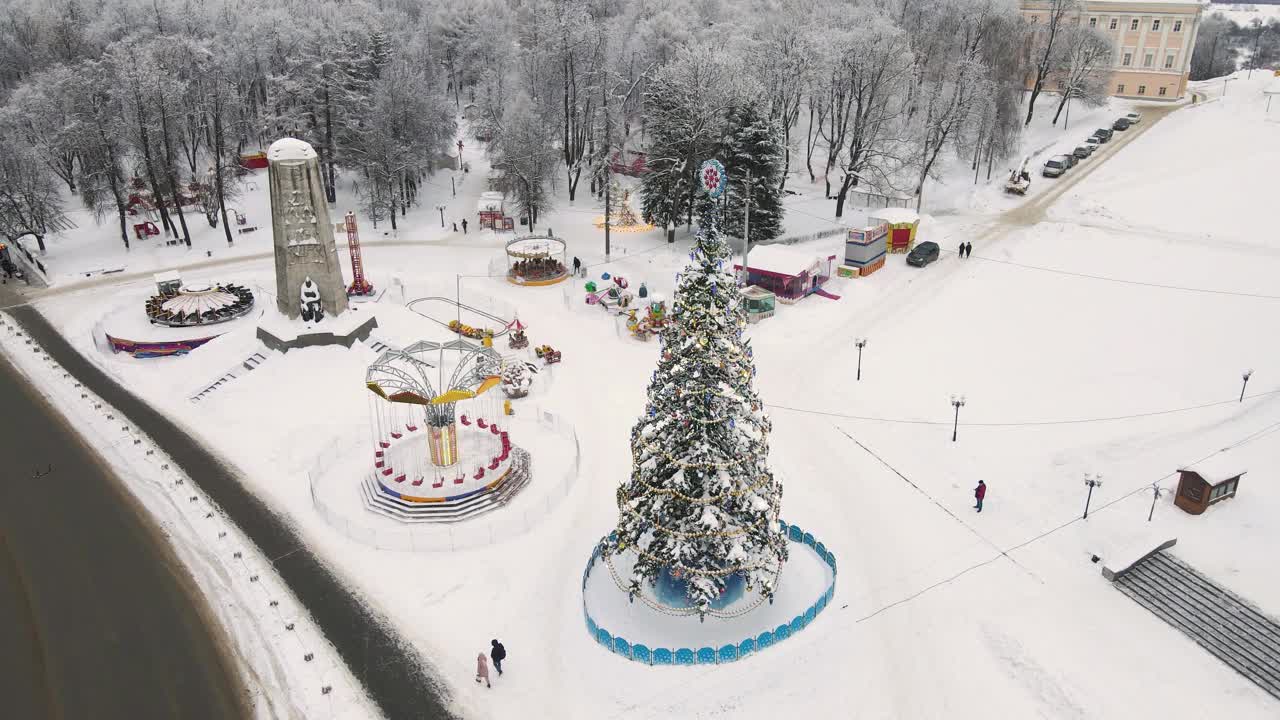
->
<box><xmin>412</xmin><ymin>477</ymin><xmax>424</xmax><ymax>486</ymax></box>
<box><xmin>488</xmin><ymin>459</ymin><xmax>500</xmax><ymax>470</ymax></box>
<box><xmin>382</xmin><ymin>468</ymin><xmax>393</xmax><ymax>476</ymax></box>
<box><xmin>460</xmin><ymin>414</ymin><xmax>471</xmax><ymax>426</ymax></box>
<box><xmin>474</xmin><ymin>467</ymin><xmax>486</xmax><ymax>480</ymax></box>
<box><xmin>379</xmin><ymin>441</ymin><xmax>390</xmax><ymax>449</ymax></box>
<box><xmin>393</xmin><ymin>474</ymin><xmax>406</xmax><ymax>483</ymax></box>
<box><xmin>391</xmin><ymin>432</ymin><xmax>403</xmax><ymax>440</ymax></box>
<box><xmin>490</xmin><ymin>424</ymin><xmax>500</xmax><ymax>435</ymax></box>
<box><xmin>432</xmin><ymin>477</ymin><xmax>444</xmax><ymax>488</ymax></box>
<box><xmin>477</xmin><ymin>418</ymin><xmax>488</xmax><ymax>429</ymax></box>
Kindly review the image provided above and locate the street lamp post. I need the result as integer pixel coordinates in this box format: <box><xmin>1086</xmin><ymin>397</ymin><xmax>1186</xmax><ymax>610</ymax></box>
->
<box><xmin>436</xmin><ymin>204</ymin><xmax>447</xmax><ymax>228</ymax></box>
<box><xmin>950</xmin><ymin>394</ymin><xmax>966</xmax><ymax>442</ymax></box>
<box><xmin>855</xmin><ymin>337</ymin><xmax>867</xmax><ymax>381</ymax></box>
<box><xmin>1148</xmin><ymin>481</ymin><xmax>1166</xmax><ymax>522</ymax></box>
<box><xmin>1240</xmin><ymin>368</ymin><xmax>1253</xmax><ymax>402</ymax></box>
<box><xmin>1083</xmin><ymin>472</ymin><xmax>1104</xmax><ymax>519</ymax></box>
<box><xmin>1223</xmin><ymin>76</ymin><xmax>1238</xmax><ymax>97</ymax></box>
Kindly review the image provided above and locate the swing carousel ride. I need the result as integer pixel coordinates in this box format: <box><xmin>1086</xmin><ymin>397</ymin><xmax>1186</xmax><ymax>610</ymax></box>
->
<box><xmin>363</xmin><ymin>338</ymin><xmax>531</xmax><ymax>521</ymax></box>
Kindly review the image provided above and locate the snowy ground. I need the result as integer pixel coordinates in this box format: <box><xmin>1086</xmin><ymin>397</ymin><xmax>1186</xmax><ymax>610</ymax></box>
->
<box><xmin>1210</xmin><ymin>2</ymin><xmax>1280</xmax><ymax>25</ymax></box>
<box><xmin>17</xmin><ymin>74</ymin><xmax>1280</xmax><ymax>718</ymax></box>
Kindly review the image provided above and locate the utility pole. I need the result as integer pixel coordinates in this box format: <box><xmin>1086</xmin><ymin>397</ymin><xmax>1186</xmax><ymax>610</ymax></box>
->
<box><xmin>741</xmin><ymin>169</ymin><xmax>751</xmax><ymax>285</ymax></box>
<box><xmin>1083</xmin><ymin>472</ymin><xmax>1104</xmax><ymax>519</ymax></box>
<box><xmin>1147</xmin><ymin>481</ymin><xmax>1166</xmax><ymax>522</ymax></box>
<box><xmin>1240</xmin><ymin>368</ymin><xmax>1253</xmax><ymax>402</ymax></box>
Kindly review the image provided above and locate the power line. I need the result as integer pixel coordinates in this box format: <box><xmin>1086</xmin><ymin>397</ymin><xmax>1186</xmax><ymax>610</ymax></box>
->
<box><xmin>966</xmin><ymin>251</ymin><xmax>1280</xmax><ymax>301</ymax></box>
<box><xmin>767</xmin><ymin>388</ymin><xmax>1280</xmax><ymax>428</ymax></box>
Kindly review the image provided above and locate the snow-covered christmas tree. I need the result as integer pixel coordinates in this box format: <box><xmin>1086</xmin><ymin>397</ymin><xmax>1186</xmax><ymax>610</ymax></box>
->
<box><xmin>606</xmin><ymin>203</ymin><xmax>787</xmax><ymax>617</ymax></box>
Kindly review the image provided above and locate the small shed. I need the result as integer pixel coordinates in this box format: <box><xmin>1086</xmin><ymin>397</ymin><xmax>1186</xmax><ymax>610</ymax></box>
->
<box><xmin>844</xmin><ymin>223</ymin><xmax>889</xmax><ymax>277</ymax></box>
<box><xmin>870</xmin><ymin>208</ymin><xmax>920</xmax><ymax>254</ymax></box>
<box><xmin>734</xmin><ymin>246</ymin><xmax>836</xmax><ymax>304</ymax></box>
<box><xmin>741</xmin><ymin>285</ymin><xmax>776</xmax><ymax>323</ymax></box>
<box><xmin>1174</xmin><ymin>458</ymin><xmax>1245</xmax><ymax>515</ymax></box>
<box><xmin>154</xmin><ymin>270</ymin><xmax>182</xmax><ymax>296</ymax></box>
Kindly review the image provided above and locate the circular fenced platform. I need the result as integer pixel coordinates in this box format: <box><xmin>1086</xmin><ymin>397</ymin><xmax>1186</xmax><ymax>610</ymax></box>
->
<box><xmin>581</xmin><ymin>521</ymin><xmax>837</xmax><ymax>665</ymax></box>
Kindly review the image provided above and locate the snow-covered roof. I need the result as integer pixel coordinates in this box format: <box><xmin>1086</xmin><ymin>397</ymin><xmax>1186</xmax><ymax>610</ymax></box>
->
<box><xmin>870</xmin><ymin>208</ymin><xmax>920</xmax><ymax>225</ymax></box>
<box><xmin>154</xmin><ymin>270</ymin><xmax>181</xmax><ymax>284</ymax></box>
<box><xmin>737</xmin><ymin>246</ymin><xmax>832</xmax><ymax>278</ymax></box>
<box><xmin>741</xmin><ymin>285</ymin><xmax>775</xmax><ymax>299</ymax></box>
<box><xmin>1179</xmin><ymin>456</ymin><xmax>1247</xmax><ymax>485</ymax></box>
<box><xmin>1081</xmin><ymin>0</ymin><xmax>1204</xmax><ymax>6</ymax></box>
<box><xmin>267</xmin><ymin>137</ymin><xmax>317</xmax><ymax>163</ymax></box>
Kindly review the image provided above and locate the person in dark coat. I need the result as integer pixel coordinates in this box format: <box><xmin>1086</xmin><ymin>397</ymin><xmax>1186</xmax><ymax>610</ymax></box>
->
<box><xmin>461</xmin><ymin>218</ymin><xmax>469</xmax><ymax>234</ymax></box>
<box><xmin>490</xmin><ymin>639</ymin><xmax>506</xmax><ymax>676</ymax></box>
<box><xmin>453</xmin><ymin>222</ymin><xmax>458</xmax><ymax>232</ymax></box>
<box><xmin>973</xmin><ymin>480</ymin><xmax>986</xmax><ymax>512</ymax></box>
<box><xmin>572</xmin><ymin>256</ymin><xmax>581</xmax><ymax>276</ymax></box>
<box><xmin>965</xmin><ymin>242</ymin><xmax>973</xmax><ymax>258</ymax></box>
<box><xmin>958</xmin><ymin>242</ymin><xmax>965</xmax><ymax>258</ymax></box>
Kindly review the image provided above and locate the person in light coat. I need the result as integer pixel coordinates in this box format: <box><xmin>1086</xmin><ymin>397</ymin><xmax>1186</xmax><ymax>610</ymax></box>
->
<box><xmin>475</xmin><ymin>653</ymin><xmax>491</xmax><ymax>688</ymax></box>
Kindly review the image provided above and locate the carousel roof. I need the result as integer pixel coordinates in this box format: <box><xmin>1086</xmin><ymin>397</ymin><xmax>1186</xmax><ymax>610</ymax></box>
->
<box><xmin>506</xmin><ymin>235</ymin><xmax>566</xmax><ymax>259</ymax></box>
<box><xmin>160</xmin><ymin>285</ymin><xmax>241</xmax><ymax>317</ymax></box>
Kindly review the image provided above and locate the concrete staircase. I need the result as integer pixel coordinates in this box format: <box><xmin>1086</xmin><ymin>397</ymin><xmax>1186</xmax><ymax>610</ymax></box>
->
<box><xmin>189</xmin><ymin>349</ymin><xmax>271</xmax><ymax>403</ymax></box>
<box><xmin>1113</xmin><ymin>551</ymin><xmax>1280</xmax><ymax>700</ymax></box>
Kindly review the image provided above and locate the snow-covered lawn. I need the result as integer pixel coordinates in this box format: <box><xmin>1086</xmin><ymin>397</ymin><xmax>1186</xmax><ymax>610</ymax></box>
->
<box><xmin>18</xmin><ymin>74</ymin><xmax>1280</xmax><ymax>718</ymax></box>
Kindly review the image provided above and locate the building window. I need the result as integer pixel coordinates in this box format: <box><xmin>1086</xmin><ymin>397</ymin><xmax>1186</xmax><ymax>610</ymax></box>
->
<box><xmin>1031</xmin><ymin>15</ymin><xmax>1038</xmax><ymax>24</ymax></box>
<box><xmin>1057</xmin><ymin>80</ymin><xmax>1065</xmax><ymax>89</ymax></box>
<box><xmin>1118</xmin><ymin>84</ymin><xmax>1126</xmax><ymax>94</ymax></box>
<box><xmin>1152</xmin><ymin>19</ymin><xmax>1161</xmax><ymax>31</ymax></box>
<box><xmin>1123</xmin><ymin>52</ymin><xmax>1132</xmax><ymax>66</ymax></box>
<box><xmin>1159</xmin><ymin>87</ymin><xmax>1168</xmax><ymax>96</ymax></box>
<box><xmin>1144</xmin><ymin>53</ymin><xmax>1154</xmax><ymax>68</ymax></box>
<box><xmin>1110</xmin><ymin>18</ymin><xmax>1118</xmax><ymax>30</ymax></box>
<box><xmin>1130</xmin><ymin>18</ymin><xmax>1139</xmax><ymax>31</ymax></box>
<box><xmin>1209</xmin><ymin>479</ymin><xmax>1236</xmax><ymax>501</ymax></box>
<box><xmin>1138</xmin><ymin>85</ymin><xmax>1146</xmax><ymax>95</ymax></box>
<box><xmin>1089</xmin><ymin>17</ymin><xmax>1097</xmax><ymax>28</ymax></box>
<box><xmin>1165</xmin><ymin>54</ymin><xmax>1175</xmax><ymax>69</ymax></box>
<box><xmin>1174</xmin><ymin>20</ymin><xmax>1183</xmax><ymax>32</ymax></box>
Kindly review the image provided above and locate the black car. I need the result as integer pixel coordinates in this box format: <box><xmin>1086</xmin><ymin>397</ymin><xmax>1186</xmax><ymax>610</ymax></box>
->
<box><xmin>906</xmin><ymin>241</ymin><xmax>940</xmax><ymax>267</ymax></box>
<box><xmin>1093</xmin><ymin>128</ymin><xmax>1113</xmax><ymax>142</ymax></box>
<box><xmin>1112</xmin><ymin>117</ymin><xmax>1131</xmax><ymax>131</ymax></box>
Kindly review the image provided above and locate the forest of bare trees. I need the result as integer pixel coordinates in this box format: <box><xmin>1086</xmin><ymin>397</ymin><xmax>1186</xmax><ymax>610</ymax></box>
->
<box><xmin>4</xmin><ymin>0</ymin><xmax>1242</xmax><ymax>252</ymax></box>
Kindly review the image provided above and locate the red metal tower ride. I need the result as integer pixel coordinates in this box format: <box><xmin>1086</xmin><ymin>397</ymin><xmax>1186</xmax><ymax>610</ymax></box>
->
<box><xmin>345</xmin><ymin>211</ymin><xmax>374</xmax><ymax>296</ymax></box>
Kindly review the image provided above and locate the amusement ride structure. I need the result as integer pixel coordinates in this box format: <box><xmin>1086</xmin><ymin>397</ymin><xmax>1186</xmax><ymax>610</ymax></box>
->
<box><xmin>363</xmin><ymin>339</ymin><xmax>531</xmax><ymax>521</ymax></box>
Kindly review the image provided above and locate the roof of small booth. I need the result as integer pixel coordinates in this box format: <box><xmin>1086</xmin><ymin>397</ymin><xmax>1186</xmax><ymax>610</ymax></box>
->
<box><xmin>736</xmin><ymin>245</ymin><xmax>834</xmax><ymax>278</ymax></box>
<box><xmin>154</xmin><ymin>270</ymin><xmax>181</xmax><ymax>284</ymax></box>
<box><xmin>741</xmin><ymin>285</ymin><xmax>775</xmax><ymax>299</ymax></box>
<box><xmin>870</xmin><ymin>208</ymin><xmax>920</xmax><ymax>225</ymax></box>
<box><xmin>1178</xmin><ymin>456</ymin><xmax>1247</xmax><ymax>485</ymax></box>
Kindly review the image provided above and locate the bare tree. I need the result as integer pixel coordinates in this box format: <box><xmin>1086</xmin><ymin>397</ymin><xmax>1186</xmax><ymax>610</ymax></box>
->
<box><xmin>1024</xmin><ymin>0</ymin><xmax>1077</xmax><ymax>127</ymax></box>
<box><xmin>1051</xmin><ymin>25</ymin><xmax>1112</xmax><ymax>125</ymax></box>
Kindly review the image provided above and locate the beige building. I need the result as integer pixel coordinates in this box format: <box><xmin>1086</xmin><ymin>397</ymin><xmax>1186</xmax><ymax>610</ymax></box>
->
<box><xmin>1021</xmin><ymin>0</ymin><xmax>1207</xmax><ymax>101</ymax></box>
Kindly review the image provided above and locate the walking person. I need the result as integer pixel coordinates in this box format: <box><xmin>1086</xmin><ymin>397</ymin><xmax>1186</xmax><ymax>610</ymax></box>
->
<box><xmin>461</xmin><ymin>218</ymin><xmax>469</xmax><ymax>234</ymax></box>
<box><xmin>490</xmin><ymin>639</ymin><xmax>506</xmax><ymax>676</ymax></box>
<box><xmin>957</xmin><ymin>241</ymin><xmax>965</xmax><ymax>259</ymax></box>
<box><xmin>965</xmin><ymin>242</ymin><xmax>973</xmax><ymax>258</ymax></box>
<box><xmin>973</xmin><ymin>480</ymin><xmax>986</xmax><ymax>512</ymax></box>
<box><xmin>475</xmin><ymin>653</ymin><xmax>491</xmax><ymax>688</ymax></box>
<box><xmin>572</xmin><ymin>256</ymin><xmax>581</xmax><ymax>276</ymax></box>
<box><xmin>453</xmin><ymin>222</ymin><xmax>458</xmax><ymax>232</ymax></box>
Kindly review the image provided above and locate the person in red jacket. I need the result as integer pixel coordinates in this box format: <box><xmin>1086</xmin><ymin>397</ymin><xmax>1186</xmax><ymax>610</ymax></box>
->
<box><xmin>974</xmin><ymin>480</ymin><xmax>987</xmax><ymax>512</ymax></box>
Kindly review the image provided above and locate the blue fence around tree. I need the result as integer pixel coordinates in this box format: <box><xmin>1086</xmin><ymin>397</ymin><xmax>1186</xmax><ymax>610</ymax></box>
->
<box><xmin>581</xmin><ymin>520</ymin><xmax>837</xmax><ymax>665</ymax></box>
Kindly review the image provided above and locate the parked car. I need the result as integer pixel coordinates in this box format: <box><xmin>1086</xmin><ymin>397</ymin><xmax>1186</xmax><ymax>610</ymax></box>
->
<box><xmin>1061</xmin><ymin>152</ymin><xmax>1078</xmax><ymax>169</ymax></box>
<box><xmin>1112</xmin><ymin>117</ymin><xmax>1131</xmax><ymax>131</ymax></box>
<box><xmin>1042</xmin><ymin>156</ymin><xmax>1069</xmax><ymax>178</ymax></box>
<box><xmin>1093</xmin><ymin>128</ymin><xmax>1113</xmax><ymax>142</ymax></box>
<box><xmin>906</xmin><ymin>241</ymin><xmax>940</xmax><ymax>267</ymax></box>
<box><xmin>1125</xmin><ymin>111</ymin><xmax>1142</xmax><ymax>124</ymax></box>
<box><xmin>1085</xmin><ymin>136</ymin><xmax>1101</xmax><ymax>150</ymax></box>
<box><xmin>1073</xmin><ymin>145</ymin><xmax>1093</xmax><ymax>159</ymax></box>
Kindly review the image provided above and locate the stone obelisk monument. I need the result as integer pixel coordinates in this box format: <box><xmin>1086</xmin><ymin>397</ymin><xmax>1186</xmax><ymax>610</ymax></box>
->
<box><xmin>267</xmin><ymin>138</ymin><xmax>348</xmax><ymax>320</ymax></box>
